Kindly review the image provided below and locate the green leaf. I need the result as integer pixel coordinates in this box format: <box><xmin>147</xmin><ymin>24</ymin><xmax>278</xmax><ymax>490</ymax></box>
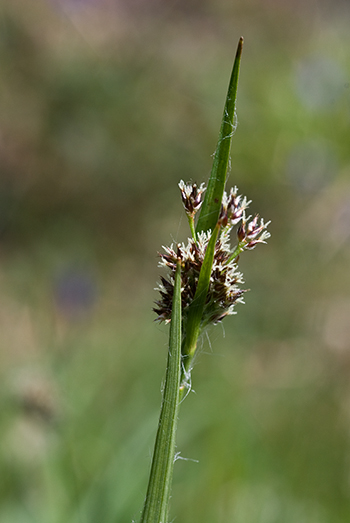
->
<box><xmin>196</xmin><ymin>37</ymin><xmax>243</xmax><ymax>235</ymax></box>
<box><xmin>181</xmin><ymin>223</ymin><xmax>220</xmax><ymax>363</ymax></box>
<box><xmin>140</xmin><ymin>259</ymin><xmax>182</xmax><ymax>523</ymax></box>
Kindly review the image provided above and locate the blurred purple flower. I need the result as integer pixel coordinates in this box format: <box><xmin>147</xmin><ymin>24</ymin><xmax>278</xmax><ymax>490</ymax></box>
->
<box><xmin>54</xmin><ymin>268</ymin><xmax>97</xmax><ymax>319</ymax></box>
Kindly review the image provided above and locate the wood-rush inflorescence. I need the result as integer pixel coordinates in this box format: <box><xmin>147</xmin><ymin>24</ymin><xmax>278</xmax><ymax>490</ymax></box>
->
<box><xmin>154</xmin><ymin>231</ymin><xmax>245</xmax><ymax>326</ymax></box>
<box><xmin>154</xmin><ymin>181</ymin><xmax>270</xmax><ymax>330</ymax></box>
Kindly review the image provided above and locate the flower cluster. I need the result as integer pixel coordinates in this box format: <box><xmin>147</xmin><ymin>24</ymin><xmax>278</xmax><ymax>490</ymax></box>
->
<box><xmin>236</xmin><ymin>213</ymin><xmax>271</xmax><ymax>250</ymax></box>
<box><xmin>178</xmin><ymin>180</ymin><xmax>206</xmax><ymax>217</ymax></box>
<box><xmin>154</xmin><ymin>181</ymin><xmax>270</xmax><ymax>327</ymax></box>
<box><xmin>219</xmin><ymin>186</ymin><xmax>250</xmax><ymax>227</ymax></box>
<box><xmin>154</xmin><ymin>232</ymin><xmax>245</xmax><ymax>326</ymax></box>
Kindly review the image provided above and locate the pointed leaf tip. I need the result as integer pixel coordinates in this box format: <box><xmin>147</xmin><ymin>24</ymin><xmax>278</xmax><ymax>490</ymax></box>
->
<box><xmin>195</xmin><ymin>37</ymin><xmax>244</xmax><ymax>235</ymax></box>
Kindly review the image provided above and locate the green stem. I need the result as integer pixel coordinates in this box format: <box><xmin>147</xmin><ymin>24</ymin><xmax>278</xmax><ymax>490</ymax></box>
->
<box><xmin>227</xmin><ymin>242</ymin><xmax>245</xmax><ymax>264</ymax></box>
<box><xmin>188</xmin><ymin>215</ymin><xmax>197</xmax><ymax>242</ymax></box>
<box><xmin>140</xmin><ymin>259</ymin><xmax>182</xmax><ymax>523</ymax></box>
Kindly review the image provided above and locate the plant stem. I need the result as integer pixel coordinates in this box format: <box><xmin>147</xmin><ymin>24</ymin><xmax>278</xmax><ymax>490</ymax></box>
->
<box><xmin>227</xmin><ymin>242</ymin><xmax>244</xmax><ymax>263</ymax></box>
<box><xmin>188</xmin><ymin>215</ymin><xmax>197</xmax><ymax>243</ymax></box>
<box><xmin>140</xmin><ymin>259</ymin><xmax>182</xmax><ymax>523</ymax></box>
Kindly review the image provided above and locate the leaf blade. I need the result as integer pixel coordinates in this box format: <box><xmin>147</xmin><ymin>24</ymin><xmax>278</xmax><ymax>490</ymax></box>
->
<box><xmin>196</xmin><ymin>37</ymin><xmax>243</xmax><ymax>235</ymax></box>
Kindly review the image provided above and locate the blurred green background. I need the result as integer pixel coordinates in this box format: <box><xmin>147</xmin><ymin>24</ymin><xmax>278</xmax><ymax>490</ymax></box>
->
<box><xmin>1</xmin><ymin>0</ymin><xmax>350</xmax><ymax>522</ymax></box>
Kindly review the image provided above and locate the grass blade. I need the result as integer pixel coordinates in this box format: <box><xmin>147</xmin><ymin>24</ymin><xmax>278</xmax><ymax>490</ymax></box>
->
<box><xmin>196</xmin><ymin>37</ymin><xmax>243</xmax><ymax>234</ymax></box>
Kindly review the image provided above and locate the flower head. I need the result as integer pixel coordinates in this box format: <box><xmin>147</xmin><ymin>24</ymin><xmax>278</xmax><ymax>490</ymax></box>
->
<box><xmin>237</xmin><ymin>213</ymin><xmax>271</xmax><ymax>249</ymax></box>
<box><xmin>178</xmin><ymin>180</ymin><xmax>206</xmax><ymax>217</ymax></box>
<box><xmin>154</xmin><ymin>182</ymin><xmax>270</xmax><ymax>333</ymax></box>
<box><xmin>154</xmin><ymin>230</ymin><xmax>245</xmax><ymax>327</ymax></box>
<box><xmin>219</xmin><ymin>186</ymin><xmax>251</xmax><ymax>227</ymax></box>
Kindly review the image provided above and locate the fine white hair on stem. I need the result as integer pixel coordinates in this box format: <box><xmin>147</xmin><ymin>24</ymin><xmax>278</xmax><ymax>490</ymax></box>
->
<box><xmin>205</xmin><ymin>330</ymin><xmax>213</xmax><ymax>352</ymax></box>
<box><xmin>179</xmin><ymin>361</ymin><xmax>194</xmax><ymax>403</ymax></box>
<box><xmin>173</xmin><ymin>452</ymin><xmax>199</xmax><ymax>463</ymax></box>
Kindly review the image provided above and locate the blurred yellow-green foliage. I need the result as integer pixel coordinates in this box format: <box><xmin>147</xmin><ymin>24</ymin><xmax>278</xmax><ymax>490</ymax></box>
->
<box><xmin>1</xmin><ymin>0</ymin><xmax>350</xmax><ymax>522</ymax></box>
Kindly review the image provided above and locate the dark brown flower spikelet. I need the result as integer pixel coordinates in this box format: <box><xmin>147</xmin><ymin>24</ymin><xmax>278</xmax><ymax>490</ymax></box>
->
<box><xmin>178</xmin><ymin>180</ymin><xmax>206</xmax><ymax>217</ymax></box>
<box><xmin>154</xmin><ymin>231</ymin><xmax>246</xmax><ymax>326</ymax></box>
